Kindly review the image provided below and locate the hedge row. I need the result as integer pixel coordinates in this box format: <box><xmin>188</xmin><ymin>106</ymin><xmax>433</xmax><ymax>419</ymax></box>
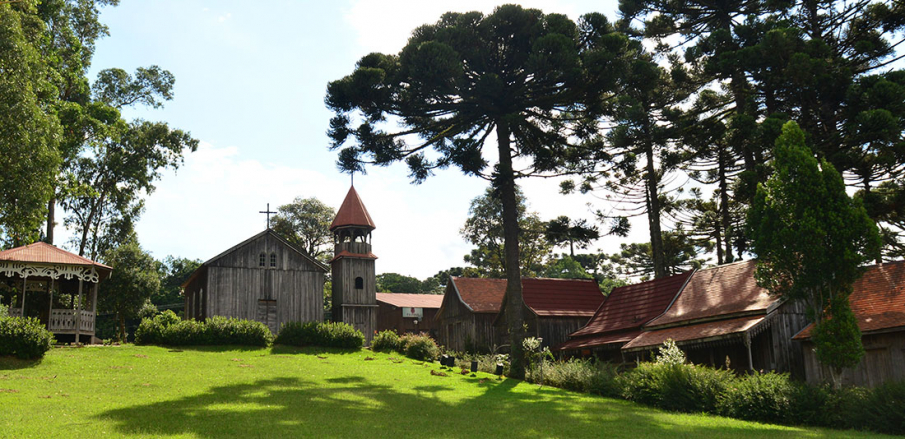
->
<box><xmin>273</xmin><ymin>321</ymin><xmax>364</xmax><ymax>349</ymax></box>
<box><xmin>0</xmin><ymin>316</ymin><xmax>55</xmax><ymax>359</ymax></box>
<box><xmin>372</xmin><ymin>330</ymin><xmax>439</xmax><ymax>361</ymax></box>
<box><xmin>135</xmin><ymin>311</ymin><xmax>272</xmax><ymax>347</ymax></box>
<box><xmin>526</xmin><ymin>359</ymin><xmax>904</xmax><ymax>436</ymax></box>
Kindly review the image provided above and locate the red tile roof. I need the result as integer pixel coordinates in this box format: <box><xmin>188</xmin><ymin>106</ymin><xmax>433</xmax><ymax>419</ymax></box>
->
<box><xmin>556</xmin><ymin>330</ymin><xmax>641</xmax><ymax>351</ymax></box>
<box><xmin>623</xmin><ymin>315</ymin><xmax>765</xmax><ymax>351</ymax></box>
<box><xmin>329</xmin><ymin>250</ymin><xmax>378</xmax><ymax>263</ymax></box>
<box><xmin>570</xmin><ymin>271</ymin><xmax>692</xmax><ymax>339</ymax></box>
<box><xmin>522</xmin><ymin>278</ymin><xmax>605</xmax><ymax>317</ymax></box>
<box><xmin>451</xmin><ymin>277</ymin><xmax>507</xmax><ymax>313</ymax></box>
<box><xmin>0</xmin><ymin>242</ymin><xmax>111</xmax><ymax>270</ymax></box>
<box><xmin>646</xmin><ymin>260</ymin><xmax>775</xmax><ymax>328</ymax></box>
<box><xmin>376</xmin><ymin>293</ymin><xmax>444</xmax><ymax>309</ymax></box>
<box><xmin>794</xmin><ymin>261</ymin><xmax>905</xmax><ymax>340</ymax></box>
<box><xmin>330</xmin><ymin>186</ymin><xmax>376</xmax><ymax>231</ymax></box>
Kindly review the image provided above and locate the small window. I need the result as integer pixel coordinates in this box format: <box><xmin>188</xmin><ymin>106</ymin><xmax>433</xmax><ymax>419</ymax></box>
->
<box><xmin>270</xmin><ymin>253</ymin><xmax>277</xmax><ymax>268</ymax></box>
<box><xmin>259</xmin><ymin>253</ymin><xmax>266</xmax><ymax>267</ymax></box>
<box><xmin>355</xmin><ymin>277</ymin><xmax>364</xmax><ymax>289</ymax></box>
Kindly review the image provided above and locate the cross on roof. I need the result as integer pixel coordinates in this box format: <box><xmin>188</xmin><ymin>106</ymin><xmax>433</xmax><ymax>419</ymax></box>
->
<box><xmin>260</xmin><ymin>203</ymin><xmax>276</xmax><ymax>229</ymax></box>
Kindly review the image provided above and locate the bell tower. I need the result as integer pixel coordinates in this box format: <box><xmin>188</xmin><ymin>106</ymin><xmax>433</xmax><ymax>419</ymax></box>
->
<box><xmin>330</xmin><ymin>185</ymin><xmax>377</xmax><ymax>342</ymax></box>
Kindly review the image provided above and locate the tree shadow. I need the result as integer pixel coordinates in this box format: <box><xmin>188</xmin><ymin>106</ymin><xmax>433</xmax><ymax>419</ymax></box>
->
<box><xmin>0</xmin><ymin>356</ymin><xmax>43</xmax><ymax>370</ymax></box>
<box><xmin>269</xmin><ymin>345</ymin><xmax>364</xmax><ymax>356</ymax></box>
<box><xmin>96</xmin><ymin>373</ymin><xmax>839</xmax><ymax>439</ymax></box>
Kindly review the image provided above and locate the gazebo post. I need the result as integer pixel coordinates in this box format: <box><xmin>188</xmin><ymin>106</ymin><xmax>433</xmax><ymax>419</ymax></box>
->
<box><xmin>20</xmin><ymin>277</ymin><xmax>27</xmax><ymax>316</ymax></box>
<box><xmin>75</xmin><ymin>278</ymin><xmax>83</xmax><ymax>344</ymax></box>
<box><xmin>91</xmin><ymin>281</ymin><xmax>98</xmax><ymax>335</ymax></box>
<box><xmin>47</xmin><ymin>279</ymin><xmax>54</xmax><ymax>330</ymax></box>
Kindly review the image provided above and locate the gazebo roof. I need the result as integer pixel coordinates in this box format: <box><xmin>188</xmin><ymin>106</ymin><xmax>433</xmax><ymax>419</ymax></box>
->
<box><xmin>0</xmin><ymin>242</ymin><xmax>111</xmax><ymax>270</ymax></box>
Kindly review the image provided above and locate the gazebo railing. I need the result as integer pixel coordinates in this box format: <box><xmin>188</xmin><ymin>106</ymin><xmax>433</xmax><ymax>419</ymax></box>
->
<box><xmin>49</xmin><ymin>309</ymin><xmax>95</xmax><ymax>333</ymax></box>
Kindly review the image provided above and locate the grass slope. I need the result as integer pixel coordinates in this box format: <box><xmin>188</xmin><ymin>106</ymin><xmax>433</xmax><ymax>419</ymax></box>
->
<box><xmin>0</xmin><ymin>346</ymin><xmax>895</xmax><ymax>438</ymax></box>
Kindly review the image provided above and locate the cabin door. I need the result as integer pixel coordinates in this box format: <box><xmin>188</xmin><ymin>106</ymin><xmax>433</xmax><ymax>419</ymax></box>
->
<box><xmin>257</xmin><ymin>299</ymin><xmax>277</xmax><ymax>333</ymax></box>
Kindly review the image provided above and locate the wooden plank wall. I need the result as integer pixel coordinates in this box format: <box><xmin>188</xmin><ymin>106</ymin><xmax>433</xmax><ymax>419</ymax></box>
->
<box><xmin>436</xmin><ymin>284</ymin><xmax>497</xmax><ymax>352</ymax></box>
<box><xmin>802</xmin><ymin>331</ymin><xmax>905</xmax><ymax>387</ymax></box>
<box><xmin>538</xmin><ymin>317</ymin><xmax>592</xmax><ymax>349</ymax></box>
<box><xmin>769</xmin><ymin>300</ymin><xmax>810</xmax><ymax>377</ymax></box>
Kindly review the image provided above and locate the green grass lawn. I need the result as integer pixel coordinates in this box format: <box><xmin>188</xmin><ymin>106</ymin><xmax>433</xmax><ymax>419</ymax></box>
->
<box><xmin>0</xmin><ymin>345</ymin><xmax>895</xmax><ymax>438</ymax></box>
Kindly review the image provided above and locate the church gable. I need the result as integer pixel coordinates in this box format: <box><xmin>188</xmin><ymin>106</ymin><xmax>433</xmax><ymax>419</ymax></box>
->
<box><xmin>205</xmin><ymin>230</ymin><xmax>327</xmax><ymax>272</ymax></box>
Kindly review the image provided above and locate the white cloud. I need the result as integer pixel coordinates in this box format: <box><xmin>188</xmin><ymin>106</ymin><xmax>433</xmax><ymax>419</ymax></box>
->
<box><xmin>217</xmin><ymin>12</ymin><xmax>231</xmax><ymax>23</ymax></box>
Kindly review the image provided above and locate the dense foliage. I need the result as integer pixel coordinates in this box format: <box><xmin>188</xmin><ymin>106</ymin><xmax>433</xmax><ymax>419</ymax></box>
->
<box><xmin>273</xmin><ymin>321</ymin><xmax>364</xmax><ymax>349</ymax></box>
<box><xmin>0</xmin><ymin>316</ymin><xmax>55</xmax><ymax>359</ymax></box>
<box><xmin>134</xmin><ymin>311</ymin><xmax>272</xmax><ymax>347</ymax></box>
<box><xmin>397</xmin><ymin>333</ymin><xmax>440</xmax><ymax>361</ymax></box>
<box><xmin>99</xmin><ymin>239</ymin><xmax>161</xmax><ymax>341</ymax></box>
<box><xmin>370</xmin><ymin>330</ymin><xmax>400</xmax><ymax>353</ymax></box>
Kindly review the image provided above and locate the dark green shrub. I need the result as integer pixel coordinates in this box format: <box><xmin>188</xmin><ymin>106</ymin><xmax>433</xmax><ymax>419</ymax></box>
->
<box><xmin>621</xmin><ymin>362</ymin><xmax>735</xmax><ymax>413</ymax></box>
<box><xmin>530</xmin><ymin>358</ymin><xmax>620</xmax><ymax>395</ymax></box>
<box><xmin>398</xmin><ymin>333</ymin><xmax>438</xmax><ymax>361</ymax></box>
<box><xmin>858</xmin><ymin>380</ymin><xmax>905</xmax><ymax>435</ymax></box>
<box><xmin>0</xmin><ymin>316</ymin><xmax>55</xmax><ymax>359</ymax></box>
<box><xmin>274</xmin><ymin>321</ymin><xmax>364</xmax><ymax>349</ymax></box>
<box><xmin>371</xmin><ymin>330</ymin><xmax>400</xmax><ymax>352</ymax></box>
<box><xmin>719</xmin><ymin>372</ymin><xmax>793</xmax><ymax>423</ymax></box>
<box><xmin>135</xmin><ymin>312</ymin><xmax>271</xmax><ymax>347</ymax></box>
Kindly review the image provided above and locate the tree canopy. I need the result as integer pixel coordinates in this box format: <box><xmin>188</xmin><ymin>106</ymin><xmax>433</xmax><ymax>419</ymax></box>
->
<box><xmin>271</xmin><ymin>197</ymin><xmax>335</xmax><ymax>263</ymax></box>
<box><xmin>326</xmin><ymin>5</ymin><xmax>627</xmax><ymax>378</ymax></box>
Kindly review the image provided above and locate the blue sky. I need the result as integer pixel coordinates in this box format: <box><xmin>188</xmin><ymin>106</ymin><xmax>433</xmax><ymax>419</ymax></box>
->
<box><xmin>72</xmin><ymin>0</ymin><xmax>650</xmax><ymax>279</ymax></box>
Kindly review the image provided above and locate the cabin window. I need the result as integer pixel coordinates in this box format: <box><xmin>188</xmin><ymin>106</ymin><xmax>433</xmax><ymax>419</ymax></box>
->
<box><xmin>270</xmin><ymin>253</ymin><xmax>277</xmax><ymax>268</ymax></box>
<box><xmin>259</xmin><ymin>253</ymin><xmax>266</xmax><ymax>267</ymax></box>
<box><xmin>355</xmin><ymin>277</ymin><xmax>364</xmax><ymax>289</ymax></box>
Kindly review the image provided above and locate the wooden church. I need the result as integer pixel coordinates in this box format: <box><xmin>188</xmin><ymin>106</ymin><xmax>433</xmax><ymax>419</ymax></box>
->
<box><xmin>181</xmin><ymin>229</ymin><xmax>328</xmax><ymax>333</ymax></box>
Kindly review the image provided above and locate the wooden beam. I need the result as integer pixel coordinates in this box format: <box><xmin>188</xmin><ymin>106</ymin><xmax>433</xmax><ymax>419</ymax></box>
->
<box><xmin>75</xmin><ymin>278</ymin><xmax>83</xmax><ymax>344</ymax></box>
<box><xmin>47</xmin><ymin>279</ymin><xmax>54</xmax><ymax>330</ymax></box>
<box><xmin>20</xmin><ymin>277</ymin><xmax>27</xmax><ymax>315</ymax></box>
<box><xmin>91</xmin><ymin>282</ymin><xmax>98</xmax><ymax>314</ymax></box>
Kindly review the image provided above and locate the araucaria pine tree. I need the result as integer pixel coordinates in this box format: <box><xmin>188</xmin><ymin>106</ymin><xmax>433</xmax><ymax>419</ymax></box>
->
<box><xmin>748</xmin><ymin>121</ymin><xmax>881</xmax><ymax>387</ymax></box>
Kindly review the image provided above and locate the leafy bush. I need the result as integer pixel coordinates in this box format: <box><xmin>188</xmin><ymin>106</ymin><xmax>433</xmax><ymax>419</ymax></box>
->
<box><xmin>135</xmin><ymin>311</ymin><xmax>271</xmax><ymax>347</ymax></box>
<box><xmin>654</xmin><ymin>339</ymin><xmax>686</xmax><ymax>365</ymax></box>
<box><xmin>274</xmin><ymin>321</ymin><xmax>364</xmax><ymax>349</ymax></box>
<box><xmin>719</xmin><ymin>372</ymin><xmax>793</xmax><ymax>423</ymax></box>
<box><xmin>529</xmin><ymin>358</ymin><xmax>621</xmax><ymax>396</ymax></box>
<box><xmin>398</xmin><ymin>333</ymin><xmax>439</xmax><ymax>361</ymax></box>
<box><xmin>621</xmin><ymin>362</ymin><xmax>735</xmax><ymax>413</ymax></box>
<box><xmin>371</xmin><ymin>330</ymin><xmax>400</xmax><ymax>353</ymax></box>
<box><xmin>0</xmin><ymin>303</ymin><xmax>8</xmax><ymax>318</ymax></box>
<box><xmin>0</xmin><ymin>316</ymin><xmax>55</xmax><ymax>359</ymax></box>
<box><xmin>856</xmin><ymin>380</ymin><xmax>905</xmax><ymax>435</ymax></box>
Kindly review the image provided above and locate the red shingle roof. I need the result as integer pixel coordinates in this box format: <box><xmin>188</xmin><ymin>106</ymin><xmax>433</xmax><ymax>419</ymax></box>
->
<box><xmin>522</xmin><ymin>278</ymin><xmax>604</xmax><ymax>317</ymax></box>
<box><xmin>376</xmin><ymin>293</ymin><xmax>444</xmax><ymax>309</ymax></box>
<box><xmin>623</xmin><ymin>315</ymin><xmax>765</xmax><ymax>351</ymax></box>
<box><xmin>556</xmin><ymin>330</ymin><xmax>641</xmax><ymax>351</ymax></box>
<box><xmin>794</xmin><ymin>261</ymin><xmax>905</xmax><ymax>340</ymax></box>
<box><xmin>0</xmin><ymin>242</ymin><xmax>111</xmax><ymax>270</ymax></box>
<box><xmin>646</xmin><ymin>260</ymin><xmax>774</xmax><ymax>327</ymax></box>
<box><xmin>451</xmin><ymin>277</ymin><xmax>507</xmax><ymax>313</ymax></box>
<box><xmin>571</xmin><ymin>271</ymin><xmax>692</xmax><ymax>339</ymax></box>
<box><xmin>330</xmin><ymin>186</ymin><xmax>376</xmax><ymax>231</ymax></box>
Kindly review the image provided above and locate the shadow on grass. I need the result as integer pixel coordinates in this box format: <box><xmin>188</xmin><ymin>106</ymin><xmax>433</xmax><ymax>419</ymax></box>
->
<box><xmin>96</xmin><ymin>373</ymin><xmax>832</xmax><ymax>439</ymax></box>
<box><xmin>0</xmin><ymin>356</ymin><xmax>43</xmax><ymax>370</ymax></box>
<box><xmin>148</xmin><ymin>345</ymin><xmax>270</xmax><ymax>353</ymax></box>
<box><xmin>269</xmin><ymin>345</ymin><xmax>366</xmax><ymax>356</ymax></box>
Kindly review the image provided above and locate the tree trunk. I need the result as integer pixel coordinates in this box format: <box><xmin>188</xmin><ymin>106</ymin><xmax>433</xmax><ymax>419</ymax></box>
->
<box><xmin>119</xmin><ymin>313</ymin><xmax>126</xmax><ymax>342</ymax></box>
<box><xmin>718</xmin><ymin>145</ymin><xmax>734</xmax><ymax>263</ymax></box>
<box><xmin>46</xmin><ymin>194</ymin><xmax>56</xmax><ymax>244</ymax></box>
<box><xmin>497</xmin><ymin>121</ymin><xmax>527</xmax><ymax>379</ymax></box>
<box><xmin>643</xmin><ymin>121</ymin><xmax>666</xmax><ymax>279</ymax></box>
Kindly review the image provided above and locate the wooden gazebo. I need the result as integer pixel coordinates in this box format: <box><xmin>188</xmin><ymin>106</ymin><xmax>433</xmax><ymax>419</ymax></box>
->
<box><xmin>0</xmin><ymin>242</ymin><xmax>112</xmax><ymax>343</ymax></box>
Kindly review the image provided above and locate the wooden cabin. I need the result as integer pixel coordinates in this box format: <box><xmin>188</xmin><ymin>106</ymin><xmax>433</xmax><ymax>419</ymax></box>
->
<box><xmin>0</xmin><ymin>242</ymin><xmax>112</xmax><ymax>344</ymax></box>
<box><xmin>376</xmin><ymin>293</ymin><xmax>443</xmax><ymax>338</ymax></box>
<box><xmin>555</xmin><ymin>271</ymin><xmax>692</xmax><ymax>363</ymax></box>
<box><xmin>622</xmin><ymin>260</ymin><xmax>809</xmax><ymax>375</ymax></box>
<box><xmin>329</xmin><ymin>186</ymin><xmax>378</xmax><ymax>344</ymax></box>
<box><xmin>793</xmin><ymin>261</ymin><xmax>905</xmax><ymax>387</ymax></box>
<box><xmin>436</xmin><ymin>277</ymin><xmax>506</xmax><ymax>352</ymax></box>
<box><xmin>181</xmin><ymin>229</ymin><xmax>327</xmax><ymax>333</ymax></box>
<box><xmin>493</xmin><ymin>278</ymin><xmax>605</xmax><ymax>350</ymax></box>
